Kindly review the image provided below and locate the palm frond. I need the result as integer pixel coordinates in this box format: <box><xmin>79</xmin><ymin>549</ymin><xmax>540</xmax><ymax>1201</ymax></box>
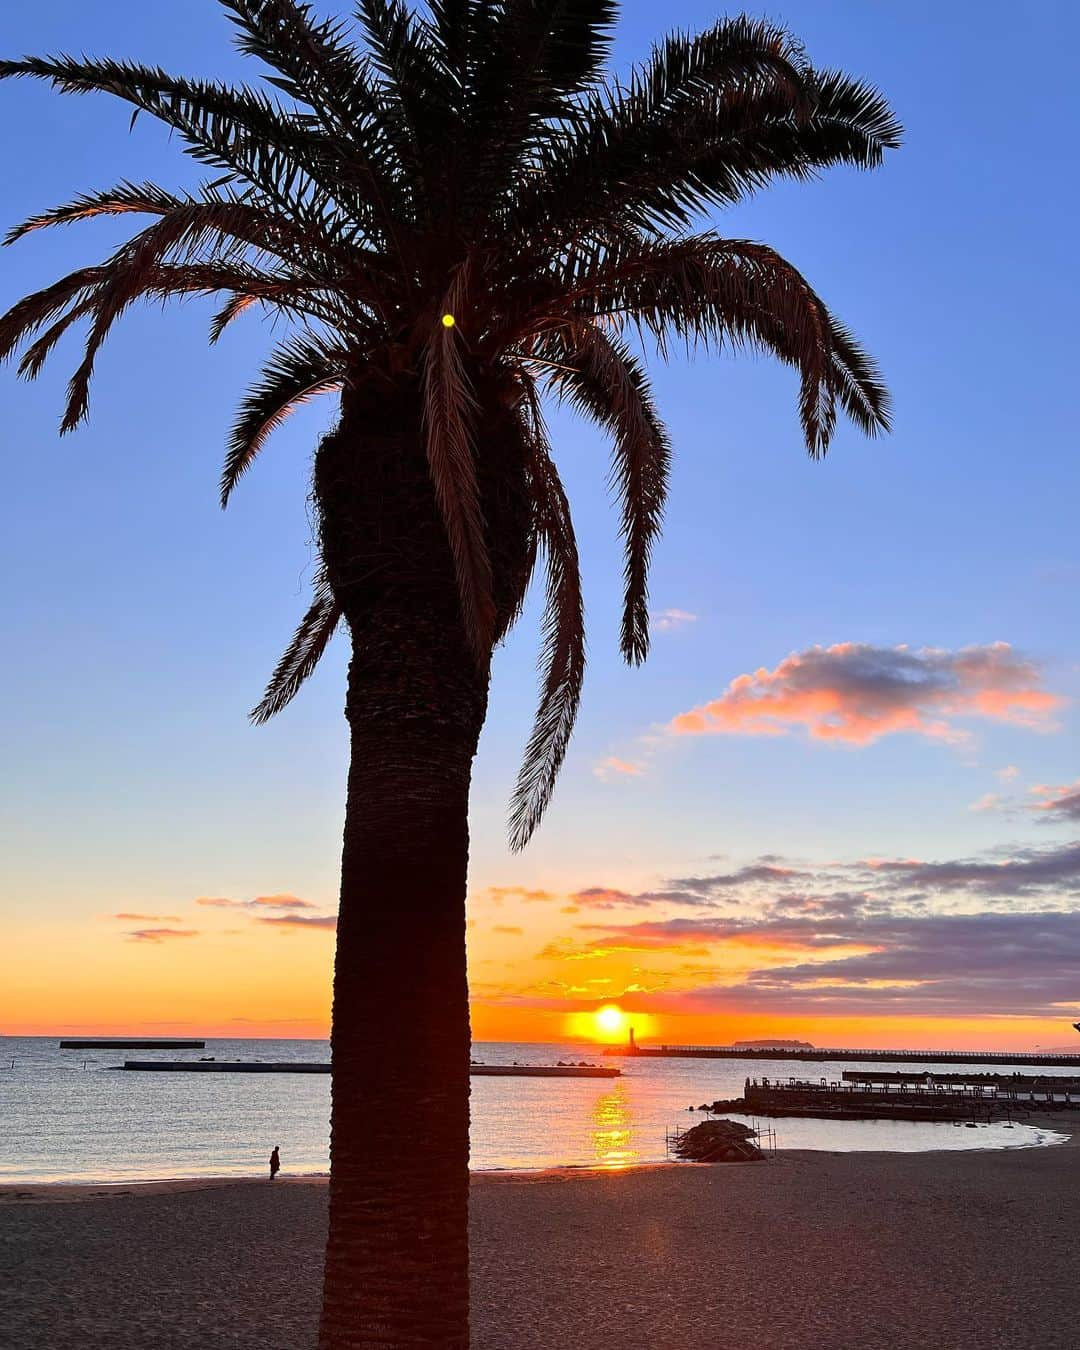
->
<box><xmin>221</xmin><ymin>0</ymin><xmax>414</xmax><ymax>245</ymax></box>
<box><xmin>0</xmin><ymin>266</ymin><xmax>107</xmax><ymax>364</ymax></box>
<box><xmin>455</xmin><ymin>0</ymin><xmax>617</xmax><ymax>228</ymax></box>
<box><xmin>222</xmin><ymin>0</ymin><xmax>362</xmax><ymax>110</ymax></box>
<box><xmin>16</xmin><ymin>298</ymin><xmax>98</xmax><ymax>379</ymax></box>
<box><xmin>529</xmin><ymin>233</ymin><xmax>889</xmax><ymax>452</ymax></box>
<box><xmin>0</xmin><ymin>55</ymin><xmax>346</xmax><ymax>230</ymax></box>
<box><xmin>535</xmin><ymin>324</ymin><xmax>669</xmax><ymax>664</ymax></box>
<box><xmin>421</xmin><ymin>275</ymin><xmax>494</xmax><ymax>658</ymax></box>
<box><xmin>4</xmin><ymin>180</ymin><xmax>181</xmax><ymax>245</ymax></box>
<box><xmin>222</xmin><ymin>335</ymin><xmax>345</xmax><ymax>505</ymax></box>
<box><xmin>53</xmin><ymin>211</ymin><xmax>316</xmax><ymax>431</ymax></box>
<box><xmin>354</xmin><ymin>0</ymin><xmax>462</xmax><ymax>215</ymax></box>
<box><xmin>209</xmin><ymin>292</ymin><xmax>260</xmax><ymax>343</ymax></box>
<box><xmin>250</xmin><ymin>563</ymin><xmax>342</xmax><ymax>722</ymax></box>
<box><xmin>508</xmin><ymin>16</ymin><xmax>900</xmax><ymax>241</ymax></box>
<box><xmin>508</xmin><ymin>395</ymin><xmax>585</xmax><ymax>851</ymax></box>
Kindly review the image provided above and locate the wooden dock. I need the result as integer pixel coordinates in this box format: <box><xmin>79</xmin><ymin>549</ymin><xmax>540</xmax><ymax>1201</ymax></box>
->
<box><xmin>114</xmin><ymin>1061</ymin><xmax>620</xmax><ymax>1078</ymax></box>
<box><xmin>702</xmin><ymin>1077</ymin><xmax>1079</xmax><ymax>1122</ymax></box>
<box><xmin>842</xmin><ymin>1070</ymin><xmax>1080</xmax><ymax>1091</ymax></box>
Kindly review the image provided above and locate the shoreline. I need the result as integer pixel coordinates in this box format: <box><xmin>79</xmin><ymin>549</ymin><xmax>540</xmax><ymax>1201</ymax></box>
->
<box><xmin>2</xmin><ymin>1110</ymin><xmax>1074</xmax><ymax>1204</ymax></box>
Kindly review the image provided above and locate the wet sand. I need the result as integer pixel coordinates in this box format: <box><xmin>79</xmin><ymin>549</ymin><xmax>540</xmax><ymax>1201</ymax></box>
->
<box><xmin>2</xmin><ymin>1125</ymin><xmax>1078</xmax><ymax>1349</ymax></box>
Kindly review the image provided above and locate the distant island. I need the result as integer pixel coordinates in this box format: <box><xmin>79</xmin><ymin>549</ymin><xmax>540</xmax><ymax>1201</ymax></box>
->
<box><xmin>732</xmin><ymin>1039</ymin><xmax>814</xmax><ymax>1051</ymax></box>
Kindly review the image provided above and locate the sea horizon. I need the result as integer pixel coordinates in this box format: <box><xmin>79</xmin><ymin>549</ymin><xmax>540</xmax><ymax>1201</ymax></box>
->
<box><xmin>1</xmin><ymin>1036</ymin><xmax>1072</xmax><ymax>1186</ymax></box>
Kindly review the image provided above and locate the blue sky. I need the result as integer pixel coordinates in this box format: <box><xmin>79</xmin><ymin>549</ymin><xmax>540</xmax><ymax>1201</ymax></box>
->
<box><xmin>2</xmin><ymin>2</ymin><xmax>1078</xmax><ymax>1041</ymax></box>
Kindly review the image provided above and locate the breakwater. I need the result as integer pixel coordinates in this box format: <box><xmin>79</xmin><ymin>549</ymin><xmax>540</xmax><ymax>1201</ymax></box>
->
<box><xmin>704</xmin><ymin>1076</ymin><xmax>1080</xmax><ymax>1122</ymax></box>
<box><xmin>114</xmin><ymin>1060</ymin><xmax>620</xmax><ymax>1078</ymax></box>
<box><xmin>606</xmin><ymin>1044</ymin><xmax>1080</xmax><ymax>1067</ymax></box>
<box><xmin>59</xmin><ymin>1039</ymin><xmax>206</xmax><ymax>1050</ymax></box>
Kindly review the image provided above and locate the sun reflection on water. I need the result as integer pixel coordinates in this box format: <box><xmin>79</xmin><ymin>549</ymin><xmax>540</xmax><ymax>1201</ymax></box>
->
<box><xmin>590</xmin><ymin>1082</ymin><xmax>639</xmax><ymax>1170</ymax></box>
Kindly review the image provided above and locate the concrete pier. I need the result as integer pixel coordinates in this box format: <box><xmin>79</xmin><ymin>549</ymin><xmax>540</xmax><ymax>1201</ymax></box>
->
<box><xmin>114</xmin><ymin>1060</ymin><xmax>621</xmax><ymax>1078</ymax></box>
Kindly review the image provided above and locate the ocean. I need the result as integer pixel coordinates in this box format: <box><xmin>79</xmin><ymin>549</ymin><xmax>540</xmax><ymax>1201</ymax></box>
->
<box><xmin>0</xmin><ymin>1038</ymin><xmax>1070</xmax><ymax>1184</ymax></box>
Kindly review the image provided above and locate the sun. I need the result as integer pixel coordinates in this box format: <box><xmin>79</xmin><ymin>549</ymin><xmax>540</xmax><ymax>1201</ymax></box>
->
<box><xmin>594</xmin><ymin>1005</ymin><xmax>626</xmax><ymax>1038</ymax></box>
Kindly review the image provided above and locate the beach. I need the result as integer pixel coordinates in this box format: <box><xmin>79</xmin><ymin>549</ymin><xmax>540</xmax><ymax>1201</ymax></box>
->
<box><xmin>3</xmin><ymin>1120</ymin><xmax>1078</xmax><ymax>1350</ymax></box>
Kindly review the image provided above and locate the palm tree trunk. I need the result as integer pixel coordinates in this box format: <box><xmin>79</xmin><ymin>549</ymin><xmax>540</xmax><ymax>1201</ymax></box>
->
<box><xmin>317</xmin><ymin>651</ymin><xmax>482</xmax><ymax>1349</ymax></box>
<box><xmin>314</xmin><ymin>396</ymin><xmax>493</xmax><ymax>1348</ymax></box>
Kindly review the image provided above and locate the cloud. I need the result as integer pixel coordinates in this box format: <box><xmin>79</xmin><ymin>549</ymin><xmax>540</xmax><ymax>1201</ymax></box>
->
<box><xmin>582</xmin><ymin>897</ymin><xmax>1080</xmax><ymax>1018</ymax></box>
<box><xmin>485</xmin><ymin>886</ymin><xmax>557</xmax><ymax>904</ymax></box>
<box><xmin>669</xmin><ymin>864</ymin><xmax>809</xmax><ymax>894</ymax></box>
<box><xmin>669</xmin><ymin>642</ymin><xmax>1062</xmax><ymax>745</ymax></box>
<box><xmin>593</xmin><ymin>756</ymin><xmax>645</xmax><ymax>780</ymax></box>
<box><xmin>572</xmin><ymin>887</ymin><xmax>635</xmax><ymax>908</ymax></box>
<box><xmin>256</xmin><ymin>914</ymin><xmax>337</xmax><ymax>930</ymax></box>
<box><xmin>996</xmin><ymin>765</ymin><xmax>1020</xmax><ymax>781</ymax></box>
<box><xmin>652</xmin><ymin>608</ymin><xmax>698</xmax><ymax>633</ymax></box>
<box><xmin>111</xmin><ymin>912</ymin><xmax>182</xmax><ymax>922</ymax></box>
<box><xmin>1030</xmin><ymin>781</ymin><xmax>1080</xmax><ymax>824</ymax></box>
<box><xmin>195</xmin><ymin>893</ymin><xmax>316</xmax><ymax>911</ymax></box>
<box><xmin>492</xmin><ymin>925</ymin><xmax>524</xmax><ymax>936</ymax></box>
<box><xmin>126</xmin><ymin>928</ymin><xmax>198</xmax><ymax>943</ymax></box>
<box><xmin>864</xmin><ymin>841</ymin><xmax>1080</xmax><ymax>898</ymax></box>
<box><xmin>250</xmin><ymin>893</ymin><xmax>316</xmax><ymax>910</ymax></box>
<box><xmin>969</xmin><ymin>793</ymin><xmax>1004</xmax><ymax>813</ymax></box>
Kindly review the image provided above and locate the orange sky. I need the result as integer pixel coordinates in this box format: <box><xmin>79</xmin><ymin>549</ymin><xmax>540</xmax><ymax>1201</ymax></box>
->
<box><xmin>3</xmin><ymin>887</ymin><xmax>1074</xmax><ymax>1053</ymax></box>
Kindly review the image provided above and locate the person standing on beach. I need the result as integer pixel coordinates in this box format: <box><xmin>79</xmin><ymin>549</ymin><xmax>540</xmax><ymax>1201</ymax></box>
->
<box><xmin>269</xmin><ymin>1146</ymin><xmax>280</xmax><ymax>1181</ymax></box>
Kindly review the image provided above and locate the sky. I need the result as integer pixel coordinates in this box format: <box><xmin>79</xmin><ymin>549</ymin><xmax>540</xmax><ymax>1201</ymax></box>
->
<box><xmin>1</xmin><ymin>1</ymin><xmax>1078</xmax><ymax>1049</ymax></box>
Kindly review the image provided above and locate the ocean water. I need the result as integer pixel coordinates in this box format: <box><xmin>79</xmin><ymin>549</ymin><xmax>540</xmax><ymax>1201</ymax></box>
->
<box><xmin>0</xmin><ymin>1038</ymin><xmax>1070</xmax><ymax>1183</ymax></box>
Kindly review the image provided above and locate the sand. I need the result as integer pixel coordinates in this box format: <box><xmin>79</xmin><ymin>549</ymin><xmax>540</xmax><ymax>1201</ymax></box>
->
<box><xmin>2</xmin><ymin>1123</ymin><xmax>1078</xmax><ymax>1349</ymax></box>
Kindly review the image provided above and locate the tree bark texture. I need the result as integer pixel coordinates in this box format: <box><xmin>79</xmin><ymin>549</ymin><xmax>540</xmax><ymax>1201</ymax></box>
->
<box><xmin>315</xmin><ymin>382</ymin><xmax>529</xmax><ymax>1348</ymax></box>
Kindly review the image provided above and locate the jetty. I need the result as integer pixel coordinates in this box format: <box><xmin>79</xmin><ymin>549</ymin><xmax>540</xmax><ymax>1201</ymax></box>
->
<box><xmin>842</xmin><ymin>1070</ymin><xmax>1080</xmax><ymax>1090</ymax></box>
<box><xmin>59</xmin><ymin>1039</ymin><xmax>206</xmax><ymax>1050</ymax></box>
<box><xmin>113</xmin><ymin>1061</ymin><xmax>620</xmax><ymax>1078</ymax></box>
<box><xmin>703</xmin><ymin>1076</ymin><xmax>1079</xmax><ymax>1122</ymax></box>
<box><xmin>605</xmin><ymin>1042</ymin><xmax>1080</xmax><ymax>1067</ymax></box>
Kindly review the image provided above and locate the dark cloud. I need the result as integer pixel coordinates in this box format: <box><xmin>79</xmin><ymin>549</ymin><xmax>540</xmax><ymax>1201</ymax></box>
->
<box><xmin>865</xmin><ymin>841</ymin><xmax>1080</xmax><ymax>897</ymax></box>
<box><xmin>668</xmin><ymin>864</ymin><xmax>810</xmax><ymax>894</ymax></box>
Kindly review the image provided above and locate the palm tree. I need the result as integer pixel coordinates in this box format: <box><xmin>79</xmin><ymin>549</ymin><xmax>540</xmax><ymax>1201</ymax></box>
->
<box><xmin>1</xmin><ymin>3</ymin><xmax>899</xmax><ymax>1345</ymax></box>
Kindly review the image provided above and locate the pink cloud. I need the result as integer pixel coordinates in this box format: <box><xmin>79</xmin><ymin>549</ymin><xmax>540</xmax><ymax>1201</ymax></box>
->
<box><xmin>593</xmin><ymin>756</ymin><xmax>645</xmax><ymax>780</ymax></box>
<box><xmin>126</xmin><ymin>928</ymin><xmax>198</xmax><ymax>943</ymax></box>
<box><xmin>669</xmin><ymin>642</ymin><xmax>1061</xmax><ymax>746</ymax></box>
<box><xmin>1030</xmin><ymin>780</ymin><xmax>1080</xmax><ymax>824</ymax></box>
